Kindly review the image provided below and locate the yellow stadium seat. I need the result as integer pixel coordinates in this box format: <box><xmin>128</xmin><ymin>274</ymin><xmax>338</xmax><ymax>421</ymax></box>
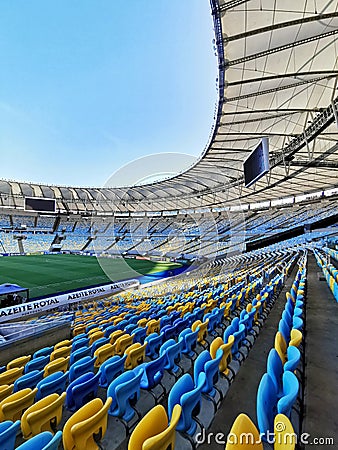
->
<box><xmin>124</xmin><ymin>343</ymin><xmax>147</xmax><ymax>370</ymax></box>
<box><xmin>274</xmin><ymin>414</ymin><xmax>296</xmax><ymax>450</ymax></box>
<box><xmin>63</xmin><ymin>397</ymin><xmax>112</xmax><ymax>450</ymax></box>
<box><xmin>0</xmin><ymin>387</ymin><xmax>37</xmax><ymax>421</ymax></box>
<box><xmin>0</xmin><ymin>384</ymin><xmax>14</xmax><ymax>402</ymax></box>
<box><xmin>128</xmin><ymin>404</ymin><xmax>181</xmax><ymax>450</ymax></box>
<box><xmin>225</xmin><ymin>413</ymin><xmax>263</xmax><ymax>449</ymax></box>
<box><xmin>113</xmin><ymin>334</ymin><xmax>134</xmax><ymax>356</ymax></box>
<box><xmin>289</xmin><ymin>329</ymin><xmax>302</xmax><ymax>348</ymax></box>
<box><xmin>7</xmin><ymin>355</ymin><xmax>31</xmax><ymax>370</ymax></box>
<box><xmin>73</xmin><ymin>325</ymin><xmax>86</xmax><ymax>336</ymax></box>
<box><xmin>50</xmin><ymin>346</ymin><xmax>71</xmax><ymax>361</ymax></box>
<box><xmin>109</xmin><ymin>330</ymin><xmax>124</xmax><ymax>345</ymax></box>
<box><xmin>94</xmin><ymin>343</ymin><xmax>115</xmax><ymax>368</ymax></box>
<box><xmin>274</xmin><ymin>332</ymin><xmax>287</xmax><ymax>364</ymax></box>
<box><xmin>191</xmin><ymin>320</ymin><xmax>209</xmax><ymax>346</ymax></box>
<box><xmin>54</xmin><ymin>340</ymin><xmax>72</xmax><ymax>349</ymax></box>
<box><xmin>137</xmin><ymin>318</ymin><xmax>148</xmax><ymax>328</ymax></box>
<box><xmin>0</xmin><ymin>367</ymin><xmax>24</xmax><ymax>385</ymax></box>
<box><xmin>44</xmin><ymin>356</ymin><xmax>70</xmax><ymax>377</ymax></box>
<box><xmin>89</xmin><ymin>331</ymin><xmax>105</xmax><ymax>346</ymax></box>
<box><xmin>210</xmin><ymin>335</ymin><xmax>234</xmax><ymax>376</ymax></box>
<box><xmin>147</xmin><ymin>319</ymin><xmax>160</xmax><ymax>335</ymax></box>
<box><xmin>21</xmin><ymin>392</ymin><xmax>66</xmax><ymax>439</ymax></box>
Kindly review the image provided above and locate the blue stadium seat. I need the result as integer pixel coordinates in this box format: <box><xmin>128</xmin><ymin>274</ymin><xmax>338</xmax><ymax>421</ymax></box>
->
<box><xmin>66</xmin><ymin>372</ymin><xmax>100</xmax><ymax>411</ymax></box>
<box><xmin>107</xmin><ymin>369</ymin><xmax>143</xmax><ymax>422</ymax></box>
<box><xmin>168</xmin><ymin>372</ymin><xmax>206</xmax><ymax>435</ymax></box>
<box><xmin>16</xmin><ymin>430</ymin><xmax>62</xmax><ymax>450</ymax></box>
<box><xmin>25</xmin><ymin>356</ymin><xmax>50</xmax><ymax>374</ymax></box>
<box><xmin>0</xmin><ymin>420</ymin><xmax>21</xmax><ymax>450</ymax></box>
<box><xmin>14</xmin><ymin>370</ymin><xmax>44</xmax><ymax>392</ymax></box>
<box><xmin>69</xmin><ymin>356</ymin><xmax>96</xmax><ymax>382</ymax></box>
<box><xmin>36</xmin><ymin>371</ymin><xmax>69</xmax><ymax>400</ymax></box>
<box><xmin>98</xmin><ymin>355</ymin><xmax>126</xmax><ymax>388</ymax></box>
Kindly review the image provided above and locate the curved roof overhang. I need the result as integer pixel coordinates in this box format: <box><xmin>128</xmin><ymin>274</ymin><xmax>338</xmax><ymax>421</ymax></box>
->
<box><xmin>0</xmin><ymin>0</ymin><xmax>338</xmax><ymax>214</ymax></box>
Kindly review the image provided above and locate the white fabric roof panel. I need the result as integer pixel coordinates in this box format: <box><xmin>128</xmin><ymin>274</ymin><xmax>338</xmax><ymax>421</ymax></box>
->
<box><xmin>0</xmin><ymin>0</ymin><xmax>338</xmax><ymax>213</ymax></box>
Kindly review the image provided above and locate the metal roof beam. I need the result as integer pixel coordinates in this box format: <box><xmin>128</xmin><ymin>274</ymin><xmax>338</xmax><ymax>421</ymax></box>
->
<box><xmin>226</xmin><ymin>74</ymin><xmax>337</xmax><ymax>102</ymax></box>
<box><xmin>225</xmin><ymin>12</ymin><xmax>338</xmax><ymax>43</ymax></box>
<box><xmin>227</xmin><ymin>29</ymin><xmax>338</xmax><ymax>66</ymax></box>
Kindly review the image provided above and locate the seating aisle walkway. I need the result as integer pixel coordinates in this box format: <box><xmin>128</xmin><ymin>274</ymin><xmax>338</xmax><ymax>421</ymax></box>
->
<box><xmin>198</xmin><ymin>263</ymin><xmax>298</xmax><ymax>449</ymax></box>
<box><xmin>302</xmin><ymin>254</ymin><xmax>338</xmax><ymax>448</ymax></box>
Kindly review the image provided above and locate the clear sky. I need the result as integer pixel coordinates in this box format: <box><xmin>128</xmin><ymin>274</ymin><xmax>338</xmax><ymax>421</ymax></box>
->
<box><xmin>0</xmin><ymin>1</ymin><xmax>217</xmax><ymax>187</ymax></box>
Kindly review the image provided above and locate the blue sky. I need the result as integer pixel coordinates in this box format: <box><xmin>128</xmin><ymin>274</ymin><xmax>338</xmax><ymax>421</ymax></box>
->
<box><xmin>0</xmin><ymin>1</ymin><xmax>217</xmax><ymax>187</ymax></box>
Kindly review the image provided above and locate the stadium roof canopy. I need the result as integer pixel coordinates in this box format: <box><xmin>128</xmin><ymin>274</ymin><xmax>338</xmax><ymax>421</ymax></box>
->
<box><xmin>1</xmin><ymin>0</ymin><xmax>338</xmax><ymax>214</ymax></box>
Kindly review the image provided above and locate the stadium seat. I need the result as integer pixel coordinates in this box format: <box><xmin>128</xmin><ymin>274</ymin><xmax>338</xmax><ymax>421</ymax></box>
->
<box><xmin>289</xmin><ymin>329</ymin><xmax>302</xmax><ymax>348</ymax></box>
<box><xmin>267</xmin><ymin>349</ymin><xmax>283</xmax><ymax>397</ymax></box>
<box><xmin>43</xmin><ymin>357</ymin><xmax>70</xmax><ymax>377</ymax></box>
<box><xmin>132</xmin><ymin>327</ymin><xmax>147</xmax><ymax>344</ymax></box>
<box><xmin>209</xmin><ymin>335</ymin><xmax>234</xmax><ymax>377</ymax></box>
<box><xmin>94</xmin><ymin>343</ymin><xmax>115</xmax><ymax>367</ymax></box>
<box><xmin>13</xmin><ymin>370</ymin><xmax>44</xmax><ymax>392</ymax></box>
<box><xmin>25</xmin><ymin>356</ymin><xmax>50</xmax><ymax>374</ymax></box>
<box><xmin>0</xmin><ymin>384</ymin><xmax>14</xmax><ymax>402</ymax></box>
<box><xmin>69</xmin><ymin>346</ymin><xmax>91</xmax><ymax>366</ymax></box>
<box><xmin>225</xmin><ymin>413</ymin><xmax>263</xmax><ymax>449</ymax></box>
<box><xmin>71</xmin><ymin>338</ymin><xmax>89</xmax><ymax>353</ymax></box>
<box><xmin>194</xmin><ymin>348</ymin><xmax>223</xmax><ymax>401</ymax></box>
<box><xmin>54</xmin><ymin>340</ymin><xmax>72</xmax><ymax>349</ymax></box>
<box><xmin>274</xmin><ymin>414</ymin><xmax>296</xmax><ymax>450</ymax></box>
<box><xmin>256</xmin><ymin>373</ymin><xmax>277</xmax><ymax>438</ymax></box>
<box><xmin>277</xmin><ymin>371</ymin><xmax>299</xmax><ymax>418</ymax></box>
<box><xmin>0</xmin><ymin>419</ymin><xmax>21</xmax><ymax>450</ymax></box>
<box><xmin>107</xmin><ymin>369</ymin><xmax>143</xmax><ymax>422</ymax></box>
<box><xmin>66</xmin><ymin>372</ymin><xmax>100</xmax><ymax>411</ymax></box>
<box><xmin>168</xmin><ymin>372</ymin><xmax>206</xmax><ymax>435</ymax></box>
<box><xmin>69</xmin><ymin>356</ymin><xmax>96</xmax><ymax>382</ymax></box>
<box><xmin>138</xmin><ymin>354</ymin><xmax>166</xmax><ymax>392</ymax></box>
<box><xmin>7</xmin><ymin>355</ymin><xmax>31</xmax><ymax>370</ymax></box>
<box><xmin>21</xmin><ymin>392</ymin><xmax>66</xmax><ymax>438</ymax></box>
<box><xmin>147</xmin><ymin>318</ymin><xmax>160</xmax><ymax>335</ymax></box>
<box><xmin>90</xmin><ymin>337</ymin><xmax>110</xmax><ymax>356</ymax></box>
<box><xmin>191</xmin><ymin>320</ymin><xmax>209</xmax><ymax>346</ymax></box>
<box><xmin>50</xmin><ymin>346</ymin><xmax>71</xmax><ymax>361</ymax></box>
<box><xmin>145</xmin><ymin>333</ymin><xmax>163</xmax><ymax>359</ymax></box>
<box><xmin>124</xmin><ymin>342</ymin><xmax>147</xmax><ymax>370</ymax></box>
<box><xmin>36</xmin><ymin>371</ymin><xmax>69</xmax><ymax>400</ymax></box>
<box><xmin>284</xmin><ymin>346</ymin><xmax>301</xmax><ymax>373</ymax></box>
<box><xmin>33</xmin><ymin>347</ymin><xmax>53</xmax><ymax>360</ymax></box>
<box><xmin>16</xmin><ymin>430</ymin><xmax>62</xmax><ymax>450</ymax></box>
<box><xmin>128</xmin><ymin>404</ymin><xmax>182</xmax><ymax>450</ymax></box>
<box><xmin>159</xmin><ymin>339</ymin><xmax>182</xmax><ymax>374</ymax></box>
<box><xmin>88</xmin><ymin>331</ymin><xmax>105</xmax><ymax>346</ymax></box>
<box><xmin>98</xmin><ymin>355</ymin><xmax>126</xmax><ymax>388</ymax></box>
<box><xmin>63</xmin><ymin>397</ymin><xmax>112</xmax><ymax>450</ymax></box>
<box><xmin>113</xmin><ymin>334</ymin><xmax>134</xmax><ymax>356</ymax></box>
<box><xmin>181</xmin><ymin>329</ymin><xmax>199</xmax><ymax>357</ymax></box>
<box><xmin>274</xmin><ymin>332</ymin><xmax>287</xmax><ymax>364</ymax></box>
<box><xmin>0</xmin><ymin>367</ymin><xmax>24</xmax><ymax>385</ymax></box>
<box><xmin>0</xmin><ymin>387</ymin><xmax>37</xmax><ymax>421</ymax></box>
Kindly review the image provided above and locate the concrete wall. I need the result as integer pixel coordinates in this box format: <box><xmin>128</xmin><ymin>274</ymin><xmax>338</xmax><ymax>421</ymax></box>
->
<box><xmin>0</xmin><ymin>322</ymin><xmax>71</xmax><ymax>366</ymax></box>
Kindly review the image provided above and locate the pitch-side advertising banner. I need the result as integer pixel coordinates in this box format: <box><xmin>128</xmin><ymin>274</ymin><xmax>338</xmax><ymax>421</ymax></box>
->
<box><xmin>0</xmin><ymin>279</ymin><xmax>140</xmax><ymax>323</ymax></box>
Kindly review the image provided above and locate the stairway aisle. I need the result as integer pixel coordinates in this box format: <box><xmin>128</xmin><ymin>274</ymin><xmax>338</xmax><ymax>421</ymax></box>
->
<box><xmin>303</xmin><ymin>254</ymin><xmax>338</xmax><ymax>448</ymax></box>
<box><xmin>198</xmin><ymin>263</ymin><xmax>299</xmax><ymax>449</ymax></box>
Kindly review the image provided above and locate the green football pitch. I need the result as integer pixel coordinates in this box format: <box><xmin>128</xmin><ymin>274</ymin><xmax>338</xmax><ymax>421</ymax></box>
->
<box><xmin>0</xmin><ymin>254</ymin><xmax>182</xmax><ymax>299</ymax></box>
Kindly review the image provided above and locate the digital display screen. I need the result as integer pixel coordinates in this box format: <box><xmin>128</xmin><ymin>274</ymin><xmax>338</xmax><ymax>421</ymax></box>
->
<box><xmin>244</xmin><ymin>137</ymin><xmax>270</xmax><ymax>188</ymax></box>
<box><xmin>25</xmin><ymin>197</ymin><xmax>56</xmax><ymax>212</ymax></box>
